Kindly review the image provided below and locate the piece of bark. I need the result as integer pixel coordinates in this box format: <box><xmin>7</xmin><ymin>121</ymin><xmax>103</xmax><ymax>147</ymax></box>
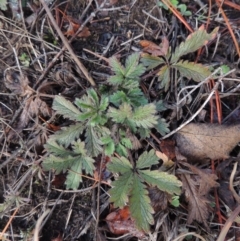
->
<box><xmin>174</xmin><ymin>123</ymin><xmax>240</xmax><ymax>162</ymax></box>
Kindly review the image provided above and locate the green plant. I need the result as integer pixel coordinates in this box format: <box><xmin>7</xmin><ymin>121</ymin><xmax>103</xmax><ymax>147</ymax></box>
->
<box><xmin>42</xmin><ymin>53</ymin><xmax>180</xmax><ymax>231</ymax></box>
<box><xmin>19</xmin><ymin>53</ymin><xmax>30</xmax><ymax>67</ymax></box>
<box><xmin>0</xmin><ymin>0</ymin><xmax>7</xmax><ymax>11</ymax></box>
<box><xmin>108</xmin><ymin>150</ymin><xmax>182</xmax><ymax>231</ymax></box>
<box><xmin>141</xmin><ymin>27</ymin><xmax>218</xmax><ymax>91</ymax></box>
<box><xmin>157</xmin><ymin>0</ymin><xmax>192</xmax><ymax>16</ymax></box>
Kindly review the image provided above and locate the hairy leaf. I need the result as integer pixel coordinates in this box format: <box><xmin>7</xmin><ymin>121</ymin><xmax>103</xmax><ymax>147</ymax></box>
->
<box><xmin>155</xmin><ymin>118</ymin><xmax>170</xmax><ymax>136</ymax></box>
<box><xmin>132</xmin><ymin>104</ymin><xmax>158</xmax><ymax>128</ymax></box>
<box><xmin>125</xmin><ymin>53</ymin><xmax>146</xmax><ymax>79</ymax></box>
<box><xmin>42</xmin><ymin>154</ymin><xmax>76</xmax><ymax>174</ymax></box>
<box><xmin>110</xmin><ymin>91</ymin><xmax>129</xmax><ymax>106</ymax></box>
<box><xmin>53</xmin><ymin>123</ymin><xmax>85</xmax><ymax>147</ymax></box>
<box><xmin>121</xmin><ymin>137</ymin><xmax>132</xmax><ymax>149</ymax></box>
<box><xmin>108</xmin><ymin>74</ymin><xmax>123</xmax><ymax>86</ymax></box>
<box><xmin>109</xmin><ymin>56</ymin><xmax>125</xmax><ymax>76</ymax></box>
<box><xmin>127</xmin><ymin>88</ymin><xmax>148</xmax><ymax>107</ymax></box>
<box><xmin>141</xmin><ymin>54</ymin><xmax>165</xmax><ymax>70</ymax></box>
<box><xmin>158</xmin><ymin>65</ymin><xmax>170</xmax><ymax>91</ymax></box>
<box><xmin>85</xmin><ymin>126</ymin><xmax>103</xmax><ymax>157</ymax></box>
<box><xmin>101</xmin><ymin>136</ymin><xmax>115</xmax><ymax>155</ymax></box>
<box><xmin>139</xmin><ymin>170</ymin><xmax>182</xmax><ymax>195</ymax></box>
<box><xmin>136</xmin><ymin>150</ymin><xmax>159</xmax><ymax>169</ymax></box>
<box><xmin>129</xmin><ymin>174</ymin><xmax>154</xmax><ymax>231</ymax></box>
<box><xmin>155</xmin><ymin>100</ymin><xmax>167</xmax><ymax>112</ymax></box>
<box><xmin>53</xmin><ymin>95</ymin><xmax>81</xmax><ymax>121</ymax></box>
<box><xmin>107</xmin><ymin>156</ymin><xmax>132</xmax><ymax>174</ymax></box>
<box><xmin>109</xmin><ymin>171</ymin><xmax>134</xmax><ymax>208</ymax></box>
<box><xmin>171</xmin><ymin>27</ymin><xmax>218</xmax><ymax>63</ymax></box>
<box><xmin>44</xmin><ymin>139</ymin><xmax>72</xmax><ymax>157</ymax></box>
<box><xmin>65</xmin><ymin>159</ymin><xmax>82</xmax><ymax>189</ymax></box>
<box><xmin>173</xmin><ymin>60</ymin><xmax>212</xmax><ymax>82</ymax></box>
<box><xmin>108</xmin><ymin>103</ymin><xmax>132</xmax><ymax>124</ymax></box>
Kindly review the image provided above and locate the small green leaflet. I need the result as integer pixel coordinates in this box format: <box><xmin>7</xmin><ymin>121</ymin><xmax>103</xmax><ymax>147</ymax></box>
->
<box><xmin>136</xmin><ymin>149</ymin><xmax>159</xmax><ymax>169</ymax></box>
<box><xmin>109</xmin><ymin>171</ymin><xmax>133</xmax><ymax>208</ymax></box>
<box><xmin>65</xmin><ymin>159</ymin><xmax>83</xmax><ymax>189</ymax></box>
<box><xmin>155</xmin><ymin>118</ymin><xmax>170</xmax><ymax>136</ymax></box>
<box><xmin>107</xmin><ymin>150</ymin><xmax>182</xmax><ymax>231</ymax></box>
<box><xmin>171</xmin><ymin>27</ymin><xmax>218</xmax><ymax>63</ymax></box>
<box><xmin>85</xmin><ymin>126</ymin><xmax>103</xmax><ymax>157</ymax></box>
<box><xmin>52</xmin><ymin>123</ymin><xmax>85</xmax><ymax>147</ymax></box>
<box><xmin>53</xmin><ymin>95</ymin><xmax>81</xmax><ymax>121</ymax></box>
<box><xmin>132</xmin><ymin>104</ymin><xmax>158</xmax><ymax>128</ymax></box>
<box><xmin>139</xmin><ymin>170</ymin><xmax>182</xmax><ymax>195</ymax></box>
<box><xmin>109</xmin><ymin>56</ymin><xmax>125</xmax><ymax>77</ymax></box>
<box><xmin>0</xmin><ymin>0</ymin><xmax>7</xmax><ymax>10</ymax></box>
<box><xmin>129</xmin><ymin>174</ymin><xmax>154</xmax><ymax>231</ymax></box>
<box><xmin>173</xmin><ymin>60</ymin><xmax>212</xmax><ymax>82</ymax></box>
<box><xmin>124</xmin><ymin>53</ymin><xmax>146</xmax><ymax>79</ymax></box>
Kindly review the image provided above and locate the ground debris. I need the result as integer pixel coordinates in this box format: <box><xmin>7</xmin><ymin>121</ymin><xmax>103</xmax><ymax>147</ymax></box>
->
<box><xmin>174</xmin><ymin>123</ymin><xmax>240</xmax><ymax>162</ymax></box>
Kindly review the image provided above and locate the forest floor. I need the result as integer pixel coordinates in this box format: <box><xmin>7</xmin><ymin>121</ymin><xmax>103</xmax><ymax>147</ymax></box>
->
<box><xmin>1</xmin><ymin>0</ymin><xmax>240</xmax><ymax>240</ymax></box>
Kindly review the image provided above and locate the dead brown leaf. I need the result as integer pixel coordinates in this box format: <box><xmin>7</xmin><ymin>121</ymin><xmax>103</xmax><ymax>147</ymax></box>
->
<box><xmin>180</xmin><ymin>163</ymin><xmax>219</xmax><ymax>227</ymax></box>
<box><xmin>182</xmin><ymin>162</ymin><xmax>219</xmax><ymax>195</ymax></box>
<box><xmin>174</xmin><ymin>123</ymin><xmax>240</xmax><ymax>162</ymax></box>
<box><xmin>139</xmin><ymin>36</ymin><xmax>169</xmax><ymax>57</ymax></box>
<box><xmin>4</xmin><ymin>71</ymin><xmax>34</xmax><ymax>96</ymax></box>
<box><xmin>181</xmin><ymin>174</ymin><xmax>210</xmax><ymax>227</ymax></box>
<box><xmin>159</xmin><ymin>139</ymin><xmax>176</xmax><ymax>160</ymax></box>
<box><xmin>106</xmin><ymin>206</ymin><xmax>146</xmax><ymax>239</ymax></box>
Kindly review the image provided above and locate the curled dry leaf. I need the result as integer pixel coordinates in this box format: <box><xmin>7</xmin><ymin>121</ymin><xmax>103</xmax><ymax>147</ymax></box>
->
<box><xmin>106</xmin><ymin>206</ymin><xmax>146</xmax><ymax>239</ymax></box>
<box><xmin>4</xmin><ymin>71</ymin><xmax>33</xmax><ymax>96</ymax></box>
<box><xmin>174</xmin><ymin>123</ymin><xmax>240</xmax><ymax>162</ymax></box>
<box><xmin>140</xmin><ymin>36</ymin><xmax>169</xmax><ymax>57</ymax></box>
<box><xmin>180</xmin><ymin>163</ymin><xmax>219</xmax><ymax>227</ymax></box>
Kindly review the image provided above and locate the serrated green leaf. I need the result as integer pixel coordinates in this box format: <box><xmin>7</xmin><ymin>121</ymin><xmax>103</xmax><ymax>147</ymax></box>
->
<box><xmin>124</xmin><ymin>53</ymin><xmax>146</xmax><ymax>79</ymax></box>
<box><xmin>85</xmin><ymin>126</ymin><xmax>103</xmax><ymax>157</ymax></box>
<box><xmin>155</xmin><ymin>118</ymin><xmax>170</xmax><ymax>136</ymax></box>
<box><xmin>101</xmin><ymin>136</ymin><xmax>115</xmax><ymax>155</ymax></box>
<box><xmin>139</xmin><ymin>170</ymin><xmax>182</xmax><ymax>195</ymax></box>
<box><xmin>109</xmin><ymin>171</ymin><xmax>133</xmax><ymax>208</ymax></box>
<box><xmin>52</xmin><ymin>123</ymin><xmax>84</xmax><ymax>147</ymax></box>
<box><xmin>136</xmin><ymin>150</ymin><xmax>159</xmax><ymax>169</ymax></box>
<box><xmin>173</xmin><ymin>60</ymin><xmax>212</xmax><ymax>82</ymax></box>
<box><xmin>42</xmin><ymin>154</ymin><xmax>76</xmax><ymax>174</ymax></box>
<box><xmin>87</xmin><ymin>88</ymin><xmax>99</xmax><ymax>105</ymax></box>
<box><xmin>108</xmin><ymin>74</ymin><xmax>123</xmax><ymax>86</ymax></box>
<box><xmin>108</xmin><ymin>103</ymin><xmax>133</xmax><ymax>124</ymax></box>
<box><xmin>72</xmin><ymin>140</ymin><xmax>86</xmax><ymax>155</ymax></box>
<box><xmin>132</xmin><ymin>104</ymin><xmax>158</xmax><ymax>128</ymax></box>
<box><xmin>104</xmin><ymin>141</ymin><xmax>115</xmax><ymax>156</ymax></box>
<box><xmin>110</xmin><ymin>91</ymin><xmax>128</xmax><ymax>106</ymax></box>
<box><xmin>158</xmin><ymin>65</ymin><xmax>171</xmax><ymax>91</ymax></box>
<box><xmin>115</xmin><ymin>143</ymin><xmax>128</xmax><ymax>157</ymax></box>
<box><xmin>155</xmin><ymin>100</ymin><xmax>167</xmax><ymax>112</ymax></box>
<box><xmin>107</xmin><ymin>156</ymin><xmax>132</xmax><ymax>174</ymax></box>
<box><xmin>121</xmin><ymin>137</ymin><xmax>132</xmax><ymax>149</ymax></box>
<box><xmin>109</xmin><ymin>57</ymin><xmax>125</xmax><ymax>76</ymax></box>
<box><xmin>44</xmin><ymin>139</ymin><xmax>71</xmax><ymax>157</ymax></box>
<box><xmin>138</xmin><ymin>127</ymin><xmax>151</xmax><ymax>138</ymax></box>
<box><xmin>0</xmin><ymin>0</ymin><xmax>7</xmax><ymax>11</ymax></box>
<box><xmin>65</xmin><ymin>160</ymin><xmax>82</xmax><ymax>189</ymax></box>
<box><xmin>53</xmin><ymin>96</ymin><xmax>81</xmax><ymax>121</ymax></box>
<box><xmin>171</xmin><ymin>27</ymin><xmax>218</xmax><ymax>63</ymax></box>
<box><xmin>127</xmin><ymin>88</ymin><xmax>148</xmax><ymax>107</ymax></box>
<box><xmin>99</xmin><ymin>97</ymin><xmax>109</xmax><ymax>111</ymax></box>
<box><xmin>129</xmin><ymin>174</ymin><xmax>154</xmax><ymax>231</ymax></box>
<box><xmin>81</xmin><ymin>156</ymin><xmax>95</xmax><ymax>175</ymax></box>
<box><xmin>141</xmin><ymin>54</ymin><xmax>165</xmax><ymax>70</ymax></box>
